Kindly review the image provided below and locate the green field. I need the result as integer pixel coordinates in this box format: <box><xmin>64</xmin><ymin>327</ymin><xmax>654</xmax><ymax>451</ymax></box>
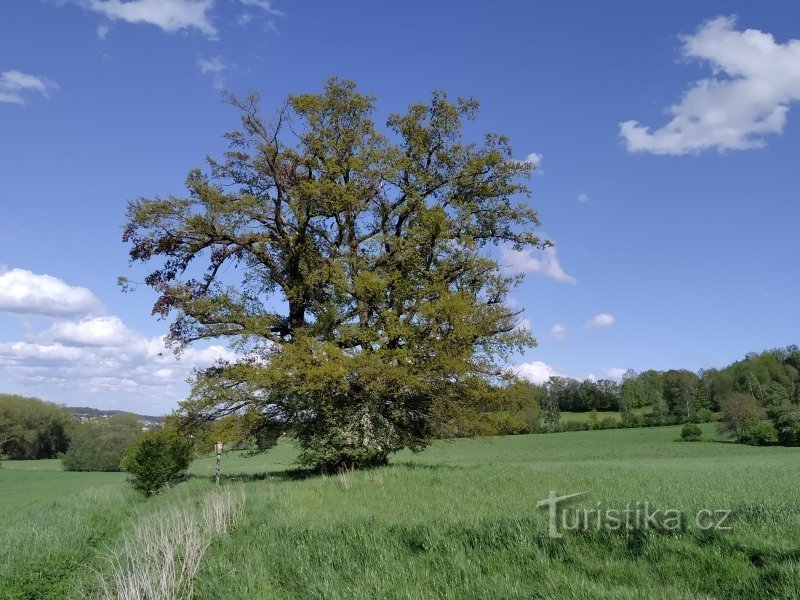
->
<box><xmin>2</xmin><ymin>424</ymin><xmax>799</xmax><ymax>599</ymax></box>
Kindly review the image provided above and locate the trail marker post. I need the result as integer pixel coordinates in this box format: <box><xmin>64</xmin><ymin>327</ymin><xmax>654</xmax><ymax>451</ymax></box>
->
<box><xmin>215</xmin><ymin>441</ymin><xmax>223</xmax><ymax>486</ymax></box>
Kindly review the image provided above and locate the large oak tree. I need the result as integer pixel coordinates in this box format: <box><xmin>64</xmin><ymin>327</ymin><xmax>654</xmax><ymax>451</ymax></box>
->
<box><xmin>123</xmin><ymin>79</ymin><xmax>545</xmax><ymax>470</ymax></box>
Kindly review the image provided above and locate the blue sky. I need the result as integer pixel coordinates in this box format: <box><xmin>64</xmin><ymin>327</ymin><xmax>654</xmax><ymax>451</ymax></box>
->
<box><xmin>1</xmin><ymin>1</ymin><xmax>799</xmax><ymax>414</ymax></box>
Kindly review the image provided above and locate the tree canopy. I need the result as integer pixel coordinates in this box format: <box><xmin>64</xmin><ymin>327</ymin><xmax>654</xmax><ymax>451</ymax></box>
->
<box><xmin>123</xmin><ymin>79</ymin><xmax>545</xmax><ymax>470</ymax></box>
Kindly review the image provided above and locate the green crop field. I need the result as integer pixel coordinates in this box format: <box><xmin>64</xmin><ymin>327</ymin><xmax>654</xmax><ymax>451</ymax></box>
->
<box><xmin>2</xmin><ymin>424</ymin><xmax>799</xmax><ymax>599</ymax></box>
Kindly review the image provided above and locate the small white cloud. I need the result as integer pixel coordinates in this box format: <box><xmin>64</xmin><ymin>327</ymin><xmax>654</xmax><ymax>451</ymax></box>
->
<box><xmin>85</xmin><ymin>0</ymin><xmax>217</xmax><ymax>38</ymax></box>
<box><xmin>0</xmin><ymin>268</ymin><xmax>101</xmax><ymax>317</ymax></box>
<box><xmin>604</xmin><ymin>367</ymin><xmax>627</xmax><ymax>379</ymax></box>
<box><xmin>501</xmin><ymin>245</ymin><xmax>577</xmax><ymax>284</ymax></box>
<box><xmin>522</xmin><ymin>152</ymin><xmax>543</xmax><ymax>167</ymax></box>
<box><xmin>550</xmin><ymin>323</ymin><xmax>566</xmax><ymax>341</ymax></box>
<box><xmin>578</xmin><ymin>193</ymin><xmax>589</xmax><ymax>203</ymax></box>
<box><xmin>40</xmin><ymin>316</ymin><xmax>134</xmax><ymax>347</ymax></box>
<box><xmin>197</xmin><ymin>55</ymin><xmax>227</xmax><ymax>90</ymax></box>
<box><xmin>236</xmin><ymin>0</ymin><xmax>281</xmax><ymax>15</ymax></box>
<box><xmin>585</xmin><ymin>313</ymin><xmax>615</xmax><ymax>329</ymax></box>
<box><xmin>620</xmin><ymin>16</ymin><xmax>800</xmax><ymax>155</ymax></box>
<box><xmin>515</xmin><ymin>360</ymin><xmax>562</xmax><ymax>384</ymax></box>
<box><xmin>0</xmin><ymin>70</ymin><xmax>59</xmax><ymax>105</ymax></box>
<box><xmin>97</xmin><ymin>23</ymin><xmax>111</xmax><ymax>38</ymax></box>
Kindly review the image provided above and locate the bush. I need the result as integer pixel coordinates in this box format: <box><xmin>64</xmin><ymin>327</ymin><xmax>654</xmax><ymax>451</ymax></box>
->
<box><xmin>768</xmin><ymin>404</ymin><xmax>800</xmax><ymax>446</ymax></box>
<box><xmin>63</xmin><ymin>414</ymin><xmax>142</xmax><ymax>472</ymax></box>
<box><xmin>692</xmin><ymin>408</ymin><xmax>714</xmax><ymax>423</ymax></box>
<box><xmin>121</xmin><ymin>428</ymin><xmax>194</xmax><ymax>496</ymax></box>
<box><xmin>739</xmin><ymin>420</ymin><xmax>778</xmax><ymax>446</ymax></box>
<box><xmin>680</xmin><ymin>423</ymin><xmax>702</xmax><ymax>442</ymax></box>
<box><xmin>600</xmin><ymin>417</ymin><xmax>619</xmax><ymax>430</ymax></box>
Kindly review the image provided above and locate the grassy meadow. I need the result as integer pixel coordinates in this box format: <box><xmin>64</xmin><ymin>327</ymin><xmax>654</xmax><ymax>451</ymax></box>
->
<box><xmin>2</xmin><ymin>424</ymin><xmax>799</xmax><ymax>599</ymax></box>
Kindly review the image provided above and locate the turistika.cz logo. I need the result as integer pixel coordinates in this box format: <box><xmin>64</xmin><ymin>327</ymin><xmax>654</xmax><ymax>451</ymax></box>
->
<box><xmin>536</xmin><ymin>491</ymin><xmax>733</xmax><ymax>539</ymax></box>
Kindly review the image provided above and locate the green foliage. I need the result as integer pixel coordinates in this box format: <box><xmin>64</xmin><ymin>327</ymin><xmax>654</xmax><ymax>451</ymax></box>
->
<box><xmin>738</xmin><ymin>420</ymin><xmax>778</xmax><ymax>446</ymax></box>
<box><xmin>680</xmin><ymin>423</ymin><xmax>702</xmax><ymax>441</ymax></box>
<box><xmin>768</xmin><ymin>404</ymin><xmax>800</xmax><ymax>446</ymax></box>
<box><xmin>0</xmin><ymin>394</ymin><xmax>71</xmax><ymax>459</ymax></box>
<box><xmin>123</xmin><ymin>79</ymin><xmax>545</xmax><ymax>471</ymax></box>
<box><xmin>718</xmin><ymin>393</ymin><xmax>765</xmax><ymax>443</ymax></box>
<box><xmin>62</xmin><ymin>414</ymin><xmax>143</xmax><ymax>472</ymax></box>
<box><xmin>121</xmin><ymin>428</ymin><xmax>194</xmax><ymax>496</ymax></box>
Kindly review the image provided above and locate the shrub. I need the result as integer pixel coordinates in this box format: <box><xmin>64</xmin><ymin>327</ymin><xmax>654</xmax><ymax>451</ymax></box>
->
<box><xmin>739</xmin><ymin>420</ymin><xmax>778</xmax><ymax>446</ymax></box>
<box><xmin>121</xmin><ymin>428</ymin><xmax>194</xmax><ymax>496</ymax></box>
<box><xmin>718</xmin><ymin>393</ymin><xmax>766</xmax><ymax>443</ymax></box>
<box><xmin>768</xmin><ymin>404</ymin><xmax>800</xmax><ymax>446</ymax></box>
<box><xmin>63</xmin><ymin>414</ymin><xmax>142</xmax><ymax>472</ymax></box>
<box><xmin>692</xmin><ymin>408</ymin><xmax>714</xmax><ymax>423</ymax></box>
<box><xmin>680</xmin><ymin>423</ymin><xmax>702</xmax><ymax>442</ymax></box>
<box><xmin>600</xmin><ymin>417</ymin><xmax>619</xmax><ymax>430</ymax></box>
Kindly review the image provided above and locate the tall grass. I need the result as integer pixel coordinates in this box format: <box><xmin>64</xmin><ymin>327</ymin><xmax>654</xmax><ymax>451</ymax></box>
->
<box><xmin>93</xmin><ymin>488</ymin><xmax>245</xmax><ymax>600</ymax></box>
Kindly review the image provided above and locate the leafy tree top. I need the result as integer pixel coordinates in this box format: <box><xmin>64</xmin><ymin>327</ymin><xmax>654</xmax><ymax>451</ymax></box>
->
<box><xmin>122</xmin><ymin>79</ymin><xmax>545</xmax><ymax>469</ymax></box>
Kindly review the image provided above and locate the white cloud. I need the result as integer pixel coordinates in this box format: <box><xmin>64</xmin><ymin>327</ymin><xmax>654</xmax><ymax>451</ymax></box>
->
<box><xmin>40</xmin><ymin>316</ymin><xmax>135</xmax><ymax>347</ymax></box>
<box><xmin>97</xmin><ymin>23</ymin><xmax>111</xmax><ymax>38</ymax></box>
<box><xmin>604</xmin><ymin>367</ymin><xmax>627</xmax><ymax>379</ymax></box>
<box><xmin>0</xmin><ymin>268</ymin><xmax>101</xmax><ymax>317</ymax></box>
<box><xmin>550</xmin><ymin>323</ymin><xmax>566</xmax><ymax>341</ymax></box>
<box><xmin>515</xmin><ymin>360</ymin><xmax>562</xmax><ymax>384</ymax></box>
<box><xmin>197</xmin><ymin>55</ymin><xmax>227</xmax><ymax>90</ymax></box>
<box><xmin>522</xmin><ymin>152</ymin><xmax>543</xmax><ymax>167</ymax></box>
<box><xmin>85</xmin><ymin>0</ymin><xmax>217</xmax><ymax>38</ymax></box>
<box><xmin>585</xmin><ymin>313</ymin><xmax>615</xmax><ymax>329</ymax></box>
<box><xmin>620</xmin><ymin>16</ymin><xmax>800</xmax><ymax>155</ymax></box>
<box><xmin>0</xmin><ymin>329</ymin><xmax>237</xmax><ymax>412</ymax></box>
<box><xmin>501</xmin><ymin>245</ymin><xmax>577</xmax><ymax>284</ymax></box>
<box><xmin>578</xmin><ymin>193</ymin><xmax>589</xmax><ymax>203</ymax></box>
<box><xmin>0</xmin><ymin>70</ymin><xmax>59</xmax><ymax>105</ymax></box>
<box><xmin>236</xmin><ymin>0</ymin><xmax>281</xmax><ymax>15</ymax></box>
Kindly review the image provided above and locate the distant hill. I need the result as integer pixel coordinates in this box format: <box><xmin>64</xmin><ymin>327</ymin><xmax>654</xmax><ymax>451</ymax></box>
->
<box><xmin>66</xmin><ymin>406</ymin><xmax>165</xmax><ymax>423</ymax></box>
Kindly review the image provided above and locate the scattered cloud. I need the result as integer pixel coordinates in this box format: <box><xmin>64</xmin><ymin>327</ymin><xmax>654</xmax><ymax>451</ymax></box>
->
<box><xmin>0</xmin><ymin>268</ymin><xmax>101</xmax><ymax>317</ymax></box>
<box><xmin>577</xmin><ymin>193</ymin><xmax>589</xmax><ymax>203</ymax></box>
<box><xmin>585</xmin><ymin>313</ymin><xmax>615</xmax><ymax>329</ymax></box>
<box><xmin>236</xmin><ymin>0</ymin><xmax>281</xmax><ymax>15</ymax></box>
<box><xmin>501</xmin><ymin>245</ymin><xmax>577</xmax><ymax>284</ymax></box>
<box><xmin>620</xmin><ymin>16</ymin><xmax>800</xmax><ymax>155</ymax></box>
<box><xmin>97</xmin><ymin>23</ymin><xmax>111</xmax><ymax>38</ymax></box>
<box><xmin>550</xmin><ymin>323</ymin><xmax>566</xmax><ymax>341</ymax></box>
<box><xmin>522</xmin><ymin>152</ymin><xmax>543</xmax><ymax>167</ymax></box>
<box><xmin>197</xmin><ymin>55</ymin><xmax>227</xmax><ymax>90</ymax></box>
<box><xmin>0</xmin><ymin>70</ymin><xmax>59</xmax><ymax>105</ymax></box>
<box><xmin>604</xmin><ymin>367</ymin><xmax>627</xmax><ymax>379</ymax></box>
<box><xmin>234</xmin><ymin>0</ymin><xmax>281</xmax><ymax>32</ymax></box>
<box><xmin>515</xmin><ymin>360</ymin><xmax>562</xmax><ymax>384</ymax></box>
<box><xmin>84</xmin><ymin>0</ymin><xmax>218</xmax><ymax>38</ymax></box>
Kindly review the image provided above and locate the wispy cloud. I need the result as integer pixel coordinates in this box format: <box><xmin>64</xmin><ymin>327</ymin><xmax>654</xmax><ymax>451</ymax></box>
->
<box><xmin>603</xmin><ymin>367</ymin><xmax>627</xmax><ymax>379</ymax></box>
<box><xmin>585</xmin><ymin>313</ymin><xmax>615</xmax><ymax>329</ymax></box>
<box><xmin>577</xmin><ymin>193</ymin><xmax>589</xmax><ymax>203</ymax></box>
<box><xmin>234</xmin><ymin>0</ymin><xmax>281</xmax><ymax>32</ymax></box>
<box><xmin>550</xmin><ymin>323</ymin><xmax>566</xmax><ymax>341</ymax></box>
<box><xmin>84</xmin><ymin>0</ymin><xmax>218</xmax><ymax>38</ymax></box>
<box><xmin>197</xmin><ymin>55</ymin><xmax>227</xmax><ymax>90</ymax></box>
<box><xmin>501</xmin><ymin>245</ymin><xmax>577</xmax><ymax>284</ymax></box>
<box><xmin>0</xmin><ymin>70</ymin><xmax>58</xmax><ymax>105</ymax></box>
<box><xmin>620</xmin><ymin>16</ymin><xmax>800</xmax><ymax>155</ymax></box>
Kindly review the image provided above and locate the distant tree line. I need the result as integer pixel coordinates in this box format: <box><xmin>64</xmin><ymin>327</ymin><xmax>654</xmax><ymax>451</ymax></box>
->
<box><xmin>1</xmin><ymin>344</ymin><xmax>798</xmax><ymax>467</ymax></box>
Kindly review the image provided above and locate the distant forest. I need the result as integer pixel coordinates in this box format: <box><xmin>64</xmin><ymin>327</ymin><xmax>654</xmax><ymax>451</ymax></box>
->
<box><xmin>1</xmin><ymin>345</ymin><xmax>799</xmax><ymax>461</ymax></box>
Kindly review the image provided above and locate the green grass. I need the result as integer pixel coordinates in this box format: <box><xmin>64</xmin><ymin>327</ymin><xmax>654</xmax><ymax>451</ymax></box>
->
<box><xmin>559</xmin><ymin>405</ymin><xmax>651</xmax><ymax>424</ymax></box>
<box><xmin>2</xmin><ymin>425</ymin><xmax>799</xmax><ymax>599</ymax></box>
